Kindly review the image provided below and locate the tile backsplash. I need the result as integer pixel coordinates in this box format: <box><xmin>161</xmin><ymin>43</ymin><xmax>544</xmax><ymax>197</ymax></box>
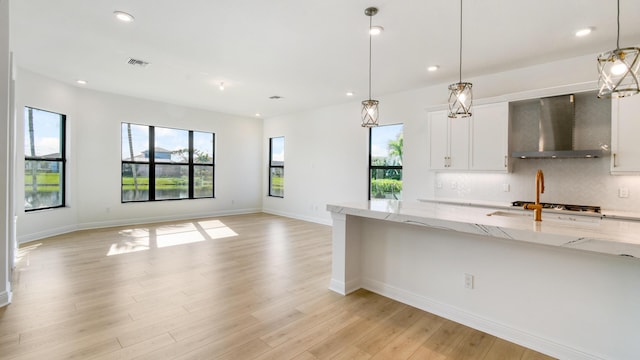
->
<box><xmin>435</xmin><ymin>157</ymin><xmax>640</xmax><ymax>211</ymax></box>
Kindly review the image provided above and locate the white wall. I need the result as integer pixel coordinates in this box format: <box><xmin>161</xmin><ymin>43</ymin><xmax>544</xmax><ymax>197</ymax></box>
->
<box><xmin>0</xmin><ymin>0</ymin><xmax>11</xmax><ymax>306</ymax></box>
<box><xmin>263</xmin><ymin>103</ymin><xmax>369</xmax><ymax>224</ymax></box>
<box><xmin>263</xmin><ymin>52</ymin><xmax>640</xmax><ymax>222</ymax></box>
<box><xmin>15</xmin><ymin>69</ymin><xmax>264</xmax><ymax>243</ymax></box>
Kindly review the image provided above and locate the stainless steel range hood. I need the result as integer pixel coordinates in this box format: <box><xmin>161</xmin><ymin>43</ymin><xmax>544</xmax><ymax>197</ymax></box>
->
<box><xmin>512</xmin><ymin>94</ymin><xmax>604</xmax><ymax>159</ymax></box>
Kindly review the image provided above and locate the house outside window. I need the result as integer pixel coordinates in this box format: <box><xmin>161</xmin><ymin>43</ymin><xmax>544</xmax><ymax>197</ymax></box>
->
<box><xmin>24</xmin><ymin>107</ymin><xmax>66</xmax><ymax>211</ymax></box>
<box><xmin>121</xmin><ymin>123</ymin><xmax>214</xmax><ymax>202</ymax></box>
<box><xmin>269</xmin><ymin>137</ymin><xmax>284</xmax><ymax>197</ymax></box>
<box><xmin>369</xmin><ymin>124</ymin><xmax>403</xmax><ymax>200</ymax></box>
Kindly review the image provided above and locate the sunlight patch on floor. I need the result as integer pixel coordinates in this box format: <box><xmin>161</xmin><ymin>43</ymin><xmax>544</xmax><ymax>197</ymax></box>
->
<box><xmin>15</xmin><ymin>242</ymin><xmax>43</xmax><ymax>266</ymax></box>
<box><xmin>107</xmin><ymin>220</ymin><xmax>238</xmax><ymax>256</ymax></box>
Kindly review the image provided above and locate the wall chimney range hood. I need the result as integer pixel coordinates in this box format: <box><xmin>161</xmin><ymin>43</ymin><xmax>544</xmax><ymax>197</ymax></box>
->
<box><xmin>511</xmin><ymin>94</ymin><xmax>606</xmax><ymax>159</ymax></box>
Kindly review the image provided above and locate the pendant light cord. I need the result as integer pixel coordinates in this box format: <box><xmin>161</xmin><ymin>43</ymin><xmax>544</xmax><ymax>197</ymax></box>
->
<box><xmin>616</xmin><ymin>0</ymin><xmax>620</xmax><ymax>50</ymax></box>
<box><xmin>459</xmin><ymin>0</ymin><xmax>463</xmax><ymax>84</ymax></box>
<box><xmin>368</xmin><ymin>14</ymin><xmax>373</xmax><ymax>100</ymax></box>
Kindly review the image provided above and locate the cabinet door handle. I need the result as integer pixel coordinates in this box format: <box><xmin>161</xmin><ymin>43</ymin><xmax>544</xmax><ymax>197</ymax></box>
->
<box><xmin>504</xmin><ymin>155</ymin><xmax>508</xmax><ymax>168</ymax></box>
<box><xmin>613</xmin><ymin>153</ymin><xmax>618</xmax><ymax>168</ymax></box>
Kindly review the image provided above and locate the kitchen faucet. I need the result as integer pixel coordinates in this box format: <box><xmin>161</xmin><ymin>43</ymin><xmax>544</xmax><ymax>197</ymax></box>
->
<box><xmin>524</xmin><ymin>169</ymin><xmax>545</xmax><ymax>221</ymax></box>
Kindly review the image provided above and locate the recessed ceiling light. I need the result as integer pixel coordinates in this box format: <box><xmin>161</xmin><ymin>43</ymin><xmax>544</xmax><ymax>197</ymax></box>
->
<box><xmin>427</xmin><ymin>65</ymin><xmax>440</xmax><ymax>72</ymax></box>
<box><xmin>114</xmin><ymin>11</ymin><xmax>135</xmax><ymax>23</ymax></box>
<box><xmin>370</xmin><ymin>26</ymin><xmax>384</xmax><ymax>36</ymax></box>
<box><xmin>255</xmin><ymin>113</ymin><xmax>262</xmax><ymax>117</ymax></box>
<box><xmin>219</xmin><ymin>82</ymin><xmax>225</xmax><ymax>91</ymax></box>
<box><xmin>575</xmin><ymin>27</ymin><xmax>592</xmax><ymax>37</ymax></box>
<box><xmin>76</xmin><ymin>80</ymin><xmax>87</xmax><ymax>85</ymax></box>
<box><xmin>346</xmin><ymin>92</ymin><xmax>354</xmax><ymax>97</ymax></box>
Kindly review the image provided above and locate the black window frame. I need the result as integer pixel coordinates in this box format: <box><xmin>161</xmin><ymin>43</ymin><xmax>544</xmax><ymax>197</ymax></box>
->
<box><xmin>24</xmin><ymin>106</ymin><xmax>66</xmax><ymax>212</ymax></box>
<box><xmin>368</xmin><ymin>123</ymin><xmax>403</xmax><ymax>200</ymax></box>
<box><xmin>121</xmin><ymin>123</ymin><xmax>215</xmax><ymax>203</ymax></box>
<box><xmin>268</xmin><ymin>136</ymin><xmax>284</xmax><ymax>198</ymax></box>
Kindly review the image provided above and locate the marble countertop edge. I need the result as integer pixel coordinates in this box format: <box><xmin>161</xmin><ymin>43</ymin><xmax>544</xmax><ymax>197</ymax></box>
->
<box><xmin>326</xmin><ymin>200</ymin><xmax>640</xmax><ymax>260</ymax></box>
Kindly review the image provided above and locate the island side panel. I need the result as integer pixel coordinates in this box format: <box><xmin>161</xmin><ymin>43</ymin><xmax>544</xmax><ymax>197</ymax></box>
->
<box><xmin>329</xmin><ymin>212</ymin><xmax>362</xmax><ymax>295</ymax></box>
<box><xmin>358</xmin><ymin>217</ymin><xmax>640</xmax><ymax>360</ymax></box>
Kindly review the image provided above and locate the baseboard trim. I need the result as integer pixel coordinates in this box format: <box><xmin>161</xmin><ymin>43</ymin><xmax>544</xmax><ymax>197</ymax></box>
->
<box><xmin>17</xmin><ymin>224</ymin><xmax>77</xmax><ymax>244</ymax></box>
<box><xmin>328</xmin><ymin>279</ymin><xmax>347</xmax><ymax>295</ymax></box>
<box><xmin>262</xmin><ymin>209</ymin><xmax>332</xmax><ymax>226</ymax></box>
<box><xmin>361</xmin><ymin>278</ymin><xmax>602</xmax><ymax>360</ymax></box>
<box><xmin>0</xmin><ymin>289</ymin><xmax>11</xmax><ymax>307</ymax></box>
<box><xmin>329</xmin><ymin>278</ymin><xmax>361</xmax><ymax>296</ymax></box>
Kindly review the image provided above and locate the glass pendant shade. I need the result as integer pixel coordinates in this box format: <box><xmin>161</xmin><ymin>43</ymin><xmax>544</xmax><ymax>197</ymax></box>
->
<box><xmin>361</xmin><ymin>99</ymin><xmax>379</xmax><ymax>127</ymax></box>
<box><xmin>447</xmin><ymin>0</ymin><xmax>473</xmax><ymax>118</ymax></box>
<box><xmin>597</xmin><ymin>47</ymin><xmax>640</xmax><ymax>98</ymax></box>
<box><xmin>448</xmin><ymin>82</ymin><xmax>473</xmax><ymax>118</ymax></box>
<box><xmin>361</xmin><ymin>7</ymin><xmax>379</xmax><ymax>128</ymax></box>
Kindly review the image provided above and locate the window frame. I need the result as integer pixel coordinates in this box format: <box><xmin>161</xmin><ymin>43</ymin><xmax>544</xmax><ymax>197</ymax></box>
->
<box><xmin>368</xmin><ymin>123</ymin><xmax>403</xmax><ymax>200</ymax></box>
<box><xmin>121</xmin><ymin>123</ymin><xmax>215</xmax><ymax>203</ymax></box>
<box><xmin>24</xmin><ymin>106</ymin><xmax>66</xmax><ymax>212</ymax></box>
<box><xmin>268</xmin><ymin>136</ymin><xmax>284</xmax><ymax>198</ymax></box>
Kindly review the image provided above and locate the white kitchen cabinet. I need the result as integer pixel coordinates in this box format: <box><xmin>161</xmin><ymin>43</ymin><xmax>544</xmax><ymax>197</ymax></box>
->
<box><xmin>611</xmin><ymin>95</ymin><xmax>640</xmax><ymax>174</ymax></box>
<box><xmin>428</xmin><ymin>102</ymin><xmax>509</xmax><ymax>172</ymax></box>
<box><xmin>428</xmin><ymin>110</ymin><xmax>469</xmax><ymax>170</ymax></box>
<box><xmin>470</xmin><ymin>102</ymin><xmax>509</xmax><ymax>171</ymax></box>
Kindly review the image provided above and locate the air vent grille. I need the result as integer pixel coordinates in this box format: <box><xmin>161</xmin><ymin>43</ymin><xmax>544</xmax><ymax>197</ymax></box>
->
<box><xmin>127</xmin><ymin>58</ymin><xmax>150</xmax><ymax>67</ymax></box>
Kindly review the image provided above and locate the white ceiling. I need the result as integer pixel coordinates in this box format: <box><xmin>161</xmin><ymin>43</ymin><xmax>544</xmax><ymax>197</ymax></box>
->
<box><xmin>9</xmin><ymin>0</ymin><xmax>640</xmax><ymax>118</ymax></box>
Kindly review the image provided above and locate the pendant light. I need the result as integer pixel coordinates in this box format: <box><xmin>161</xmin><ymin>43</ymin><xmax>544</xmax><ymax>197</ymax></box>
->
<box><xmin>597</xmin><ymin>0</ymin><xmax>639</xmax><ymax>98</ymax></box>
<box><xmin>448</xmin><ymin>0</ymin><xmax>473</xmax><ymax>118</ymax></box>
<box><xmin>361</xmin><ymin>7</ymin><xmax>379</xmax><ymax>127</ymax></box>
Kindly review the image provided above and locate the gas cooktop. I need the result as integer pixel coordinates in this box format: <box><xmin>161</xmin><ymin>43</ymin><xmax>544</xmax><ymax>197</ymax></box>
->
<box><xmin>511</xmin><ymin>201</ymin><xmax>601</xmax><ymax>214</ymax></box>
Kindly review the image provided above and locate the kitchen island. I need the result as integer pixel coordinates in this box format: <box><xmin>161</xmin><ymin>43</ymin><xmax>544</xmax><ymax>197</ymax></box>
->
<box><xmin>327</xmin><ymin>200</ymin><xmax>640</xmax><ymax>360</ymax></box>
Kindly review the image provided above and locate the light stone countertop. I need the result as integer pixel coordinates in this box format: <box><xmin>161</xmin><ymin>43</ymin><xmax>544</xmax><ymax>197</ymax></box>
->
<box><xmin>326</xmin><ymin>199</ymin><xmax>640</xmax><ymax>260</ymax></box>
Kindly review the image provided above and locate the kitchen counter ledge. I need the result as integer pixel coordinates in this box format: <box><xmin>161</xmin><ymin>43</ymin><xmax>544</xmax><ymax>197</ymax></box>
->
<box><xmin>327</xmin><ymin>200</ymin><xmax>640</xmax><ymax>259</ymax></box>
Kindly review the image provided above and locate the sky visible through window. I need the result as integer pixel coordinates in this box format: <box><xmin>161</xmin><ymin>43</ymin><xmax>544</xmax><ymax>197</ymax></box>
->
<box><xmin>371</xmin><ymin>124</ymin><xmax>402</xmax><ymax>158</ymax></box>
<box><xmin>271</xmin><ymin>137</ymin><xmax>284</xmax><ymax>162</ymax></box>
<box><xmin>24</xmin><ymin>108</ymin><xmax>62</xmax><ymax>156</ymax></box>
<box><xmin>121</xmin><ymin>124</ymin><xmax>213</xmax><ymax>160</ymax></box>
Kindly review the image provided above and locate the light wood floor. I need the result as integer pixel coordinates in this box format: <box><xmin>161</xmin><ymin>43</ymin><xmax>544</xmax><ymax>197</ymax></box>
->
<box><xmin>0</xmin><ymin>213</ymin><xmax>555</xmax><ymax>359</ymax></box>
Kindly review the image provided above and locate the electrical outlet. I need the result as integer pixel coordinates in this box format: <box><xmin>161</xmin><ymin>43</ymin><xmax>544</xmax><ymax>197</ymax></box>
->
<box><xmin>619</xmin><ymin>188</ymin><xmax>629</xmax><ymax>198</ymax></box>
<box><xmin>464</xmin><ymin>273</ymin><xmax>474</xmax><ymax>289</ymax></box>
<box><xmin>451</xmin><ymin>182</ymin><xmax>458</xmax><ymax>190</ymax></box>
<box><xmin>436</xmin><ymin>181</ymin><xmax>443</xmax><ymax>189</ymax></box>
<box><xmin>503</xmin><ymin>184</ymin><xmax>510</xmax><ymax>192</ymax></box>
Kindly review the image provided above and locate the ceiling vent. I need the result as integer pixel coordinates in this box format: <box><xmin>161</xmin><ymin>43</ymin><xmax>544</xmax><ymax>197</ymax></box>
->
<box><xmin>127</xmin><ymin>58</ymin><xmax>150</xmax><ymax>67</ymax></box>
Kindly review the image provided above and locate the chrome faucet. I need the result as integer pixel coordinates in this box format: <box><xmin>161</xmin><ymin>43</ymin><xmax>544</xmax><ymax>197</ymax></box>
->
<box><xmin>524</xmin><ymin>169</ymin><xmax>545</xmax><ymax>221</ymax></box>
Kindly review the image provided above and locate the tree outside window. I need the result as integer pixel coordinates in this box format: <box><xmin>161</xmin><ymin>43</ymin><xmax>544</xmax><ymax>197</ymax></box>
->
<box><xmin>121</xmin><ymin>123</ymin><xmax>214</xmax><ymax>202</ymax></box>
<box><xmin>24</xmin><ymin>107</ymin><xmax>66</xmax><ymax>211</ymax></box>
<box><xmin>369</xmin><ymin>124</ymin><xmax>403</xmax><ymax>200</ymax></box>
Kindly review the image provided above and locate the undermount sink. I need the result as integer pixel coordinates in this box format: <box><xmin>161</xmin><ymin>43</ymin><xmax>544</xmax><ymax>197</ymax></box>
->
<box><xmin>486</xmin><ymin>210</ymin><xmax>601</xmax><ymax>225</ymax></box>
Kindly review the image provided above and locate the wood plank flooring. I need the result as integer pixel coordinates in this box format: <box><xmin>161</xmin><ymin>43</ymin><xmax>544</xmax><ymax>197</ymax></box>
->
<box><xmin>0</xmin><ymin>213</ymin><xmax>555</xmax><ymax>359</ymax></box>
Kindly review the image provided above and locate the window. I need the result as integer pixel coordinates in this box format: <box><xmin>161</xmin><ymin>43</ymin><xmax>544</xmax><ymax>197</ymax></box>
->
<box><xmin>369</xmin><ymin>124</ymin><xmax>403</xmax><ymax>200</ymax></box>
<box><xmin>121</xmin><ymin>123</ymin><xmax>214</xmax><ymax>202</ymax></box>
<box><xmin>269</xmin><ymin>137</ymin><xmax>284</xmax><ymax>197</ymax></box>
<box><xmin>24</xmin><ymin>107</ymin><xmax>66</xmax><ymax>211</ymax></box>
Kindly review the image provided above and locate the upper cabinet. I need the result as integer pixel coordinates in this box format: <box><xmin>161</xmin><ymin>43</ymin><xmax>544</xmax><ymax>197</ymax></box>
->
<box><xmin>428</xmin><ymin>102</ymin><xmax>509</xmax><ymax>172</ymax></box>
<box><xmin>470</xmin><ymin>103</ymin><xmax>509</xmax><ymax>171</ymax></box>
<box><xmin>611</xmin><ymin>95</ymin><xmax>640</xmax><ymax>174</ymax></box>
<box><xmin>428</xmin><ymin>110</ymin><xmax>469</xmax><ymax>170</ymax></box>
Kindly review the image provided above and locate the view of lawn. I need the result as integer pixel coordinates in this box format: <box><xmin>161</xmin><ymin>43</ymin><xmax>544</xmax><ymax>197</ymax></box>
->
<box><xmin>24</xmin><ymin>172</ymin><xmax>61</xmax><ymax>192</ymax></box>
